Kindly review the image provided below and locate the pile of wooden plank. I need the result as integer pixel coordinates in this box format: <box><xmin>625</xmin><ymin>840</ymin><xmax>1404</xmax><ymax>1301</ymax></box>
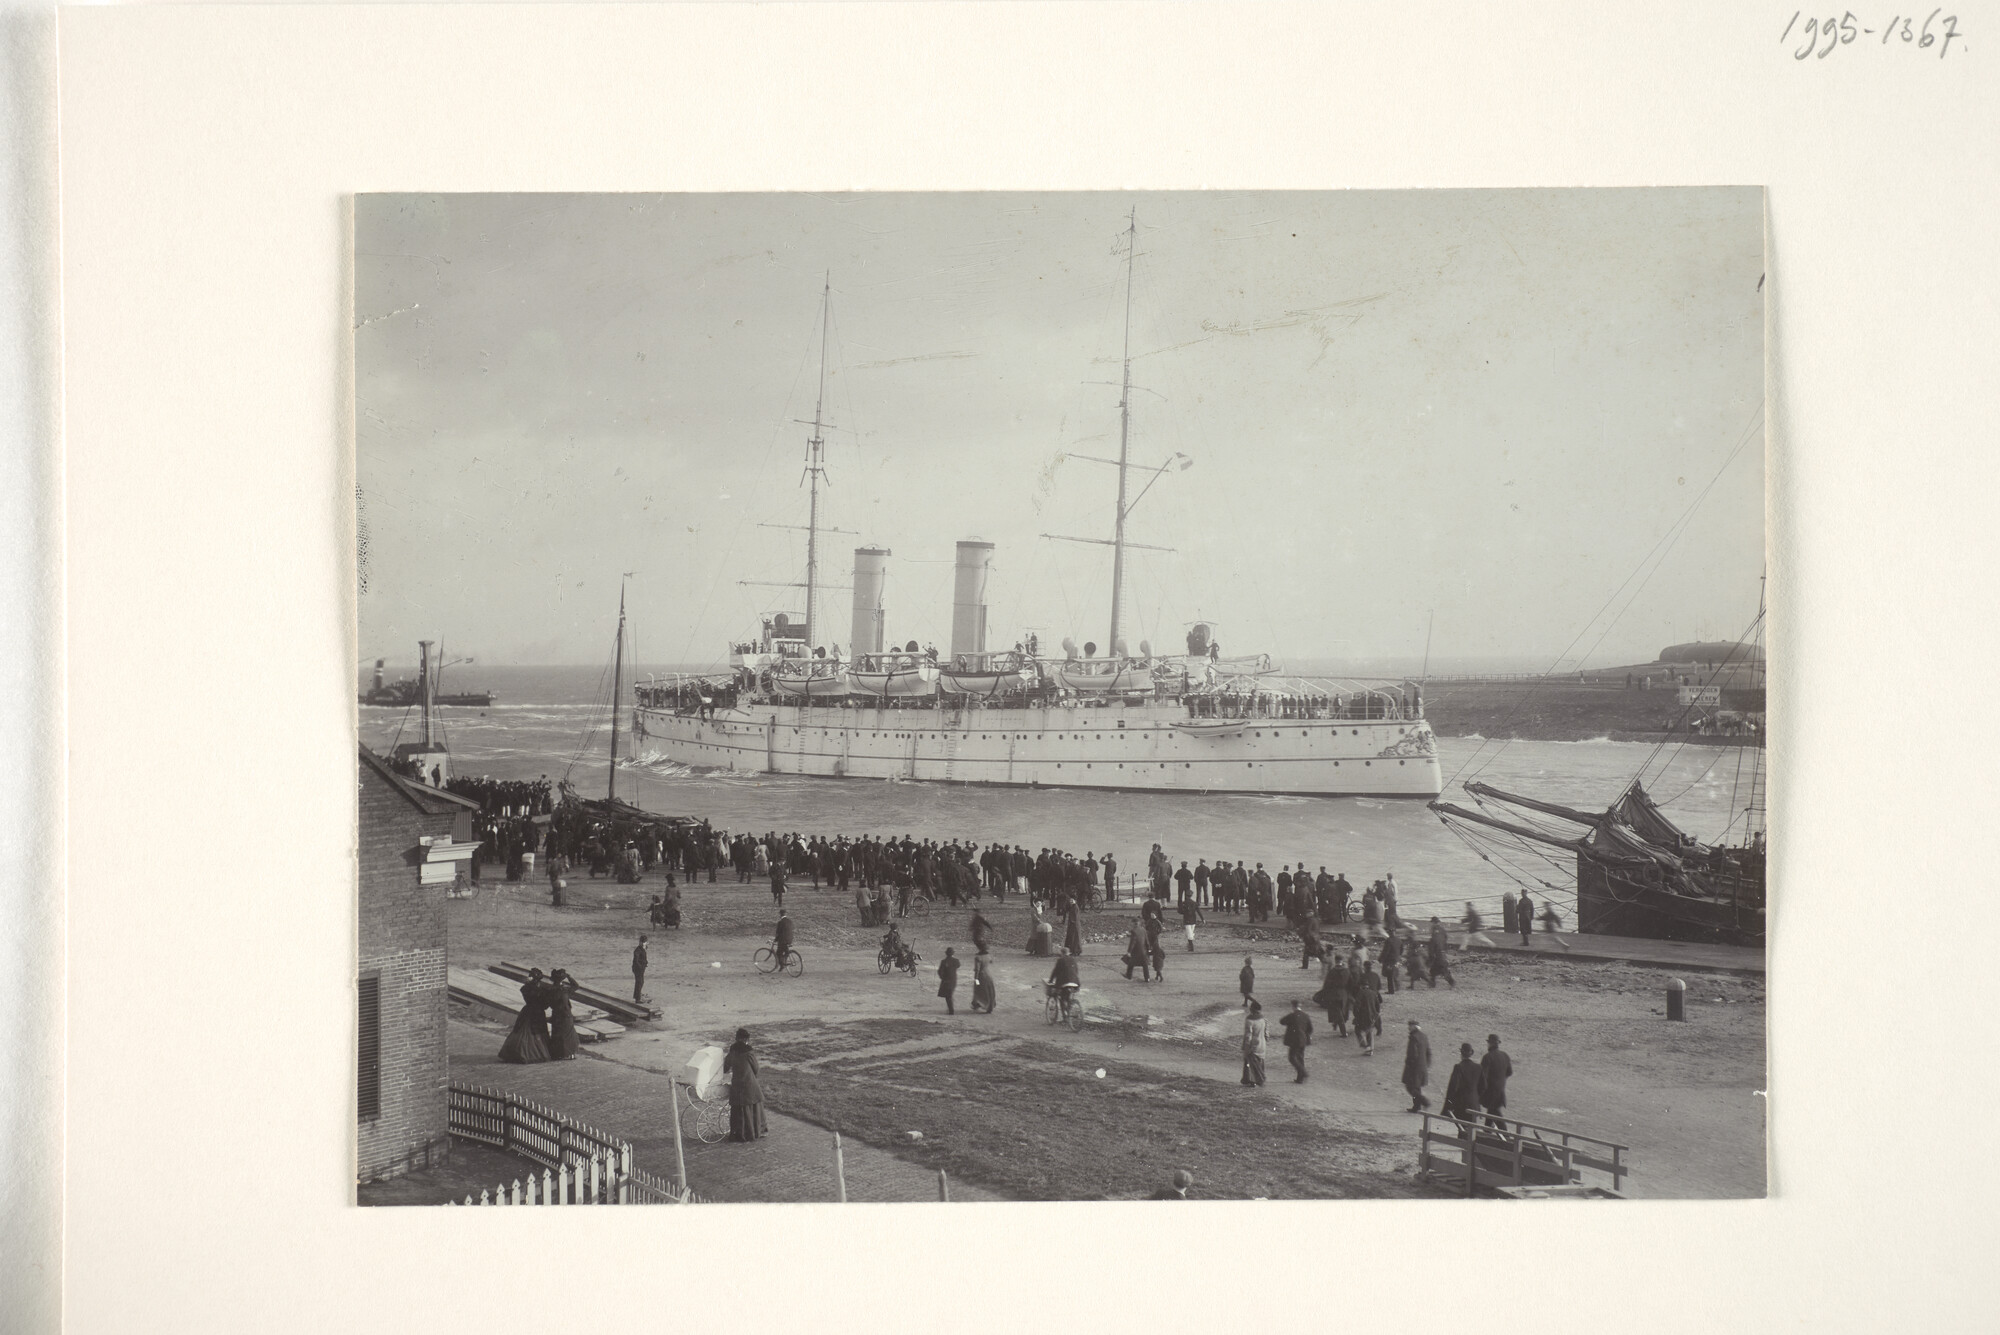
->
<box><xmin>491</xmin><ymin>961</ymin><xmax>659</xmax><ymax>1023</ymax></box>
<box><xmin>446</xmin><ymin>967</ymin><xmax>627</xmax><ymax>1043</ymax></box>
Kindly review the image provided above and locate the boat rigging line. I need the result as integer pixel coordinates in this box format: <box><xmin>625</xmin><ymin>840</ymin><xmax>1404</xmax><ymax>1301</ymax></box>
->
<box><xmin>1447</xmin><ymin>400</ymin><xmax>1764</xmax><ymax>789</ymax></box>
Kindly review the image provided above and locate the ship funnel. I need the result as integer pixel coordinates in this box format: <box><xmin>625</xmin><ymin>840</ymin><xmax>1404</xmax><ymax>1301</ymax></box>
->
<box><xmin>950</xmin><ymin>540</ymin><xmax>995</xmax><ymax>659</ymax></box>
<box><xmin>850</xmin><ymin>547</ymin><xmax>890</xmax><ymax>657</ymax></box>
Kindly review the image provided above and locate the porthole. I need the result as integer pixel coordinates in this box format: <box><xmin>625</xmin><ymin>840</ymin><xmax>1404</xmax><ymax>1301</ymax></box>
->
<box><xmin>1247</xmin><ymin>762</ymin><xmax>1253</xmax><ymax>768</ymax></box>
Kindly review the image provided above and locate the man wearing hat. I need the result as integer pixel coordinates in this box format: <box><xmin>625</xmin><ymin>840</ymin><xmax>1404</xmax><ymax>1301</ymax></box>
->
<box><xmin>1401</xmin><ymin>1019</ymin><xmax>1432</xmax><ymax>1112</ymax></box>
<box><xmin>1480</xmin><ymin>1034</ymin><xmax>1514</xmax><ymax>1129</ymax></box>
<box><xmin>937</xmin><ymin>947</ymin><xmax>961</xmax><ymax>1015</ymax></box>
<box><xmin>1442</xmin><ymin>1042</ymin><xmax>1483</xmax><ymax>1121</ymax></box>
<box><xmin>1279</xmin><ymin>1000</ymin><xmax>1315</xmax><ymax>1083</ymax></box>
<box><xmin>1147</xmin><ymin>1169</ymin><xmax>1195</xmax><ymax>1200</ymax></box>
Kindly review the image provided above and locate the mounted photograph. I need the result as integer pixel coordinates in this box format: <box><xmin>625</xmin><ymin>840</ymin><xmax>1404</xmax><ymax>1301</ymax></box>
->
<box><xmin>352</xmin><ymin>189</ymin><xmax>1766</xmax><ymax>1204</ymax></box>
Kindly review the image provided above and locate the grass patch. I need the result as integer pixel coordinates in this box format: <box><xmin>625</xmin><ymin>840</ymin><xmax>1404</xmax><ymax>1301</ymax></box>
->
<box><xmin>758</xmin><ymin>1023</ymin><xmax>1433</xmax><ymax>1201</ymax></box>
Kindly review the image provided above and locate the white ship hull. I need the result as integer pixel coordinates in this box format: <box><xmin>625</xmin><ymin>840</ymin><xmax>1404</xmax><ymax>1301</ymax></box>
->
<box><xmin>632</xmin><ymin>702</ymin><xmax>1443</xmax><ymax>797</ymax></box>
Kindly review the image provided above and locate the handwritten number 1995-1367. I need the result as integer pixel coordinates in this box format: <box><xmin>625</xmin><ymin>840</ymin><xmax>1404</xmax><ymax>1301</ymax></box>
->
<box><xmin>1782</xmin><ymin>11</ymin><xmax>1962</xmax><ymax>58</ymax></box>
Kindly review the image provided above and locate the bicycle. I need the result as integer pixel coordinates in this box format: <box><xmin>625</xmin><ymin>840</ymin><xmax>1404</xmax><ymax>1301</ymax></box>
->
<box><xmin>877</xmin><ymin>944</ymin><xmax>923</xmax><ymax>976</ymax></box>
<box><xmin>753</xmin><ymin>944</ymin><xmax>805</xmax><ymax>977</ymax></box>
<box><xmin>1043</xmin><ymin>982</ymin><xmax>1082</xmax><ymax>1032</ymax></box>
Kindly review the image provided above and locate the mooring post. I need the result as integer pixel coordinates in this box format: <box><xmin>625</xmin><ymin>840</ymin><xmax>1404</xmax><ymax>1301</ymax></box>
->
<box><xmin>937</xmin><ymin>1169</ymin><xmax>950</xmax><ymax>1202</ymax></box>
<box><xmin>1666</xmin><ymin>977</ymin><xmax>1687</xmax><ymax>1022</ymax></box>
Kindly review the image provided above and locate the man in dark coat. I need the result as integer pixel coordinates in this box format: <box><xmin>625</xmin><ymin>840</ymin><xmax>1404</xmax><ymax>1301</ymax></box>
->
<box><xmin>1516</xmin><ymin>891</ymin><xmax>1535</xmax><ymax>946</ymax></box>
<box><xmin>1350</xmin><ymin>964</ymin><xmax>1381</xmax><ymax>1053</ymax></box>
<box><xmin>1239</xmin><ymin>956</ymin><xmax>1256</xmax><ymax>1008</ymax></box>
<box><xmin>937</xmin><ymin>947</ymin><xmax>961</xmax><ymax>1015</ymax></box>
<box><xmin>1442</xmin><ymin>1042</ymin><xmax>1482</xmax><ymax>1120</ymax></box>
<box><xmin>632</xmin><ymin>933</ymin><xmax>650</xmax><ymax>1004</ymax></box>
<box><xmin>969</xmin><ymin>907</ymin><xmax>993</xmax><ymax>954</ymax></box>
<box><xmin>1320</xmin><ymin>955</ymin><xmax>1351</xmax><ymax>1035</ymax></box>
<box><xmin>1479</xmin><ymin>1033</ymin><xmax>1514</xmax><ymax>1129</ymax></box>
<box><xmin>773</xmin><ymin>910</ymin><xmax>795</xmax><ymax>966</ymax></box>
<box><xmin>1426</xmin><ymin>918</ymin><xmax>1456</xmax><ymax>988</ymax></box>
<box><xmin>1401</xmin><ymin>1020</ymin><xmax>1432</xmax><ymax>1112</ymax></box>
<box><xmin>1279</xmin><ymin>1001</ymin><xmax>1315</xmax><ymax>1083</ymax></box>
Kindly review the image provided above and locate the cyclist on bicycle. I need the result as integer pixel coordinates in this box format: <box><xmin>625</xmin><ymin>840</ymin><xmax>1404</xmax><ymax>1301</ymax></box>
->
<box><xmin>880</xmin><ymin>923</ymin><xmax>913</xmax><ymax>970</ymax></box>
<box><xmin>1047</xmin><ymin>947</ymin><xmax>1081</xmax><ymax>1017</ymax></box>
<box><xmin>772</xmin><ymin>909</ymin><xmax>795</xmax><ymax>966</ymax></box>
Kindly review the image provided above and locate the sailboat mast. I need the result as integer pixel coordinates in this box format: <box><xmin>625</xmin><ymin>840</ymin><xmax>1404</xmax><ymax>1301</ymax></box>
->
<box><xmin>1108</xmin><ymin>208</ymin><xmax>1137</xmax><ymax>654</ymax></box>
<box><xmin>608</xmin><ymin>582</ymin><xmax>626</xmax><ymax>801</ymax></box>
<box><xmin>417</xmin><ymin>639</ymin><xmax>435</xmax><ymax>746</ymax></box>
<box><xmin>805</xmin><ymin>275</ymin><xmax>831</xmax><ymax>651</ymax></box>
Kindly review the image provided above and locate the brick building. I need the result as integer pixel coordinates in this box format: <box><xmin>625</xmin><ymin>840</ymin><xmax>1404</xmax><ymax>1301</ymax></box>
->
<box><xmin>356</xmin><ymin>746</ymin><xmax>480</xmax><ymax>1184</ymax></box>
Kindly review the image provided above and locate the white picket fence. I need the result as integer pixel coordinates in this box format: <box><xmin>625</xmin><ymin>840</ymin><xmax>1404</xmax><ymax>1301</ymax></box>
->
<box><xmin>445</xmin><ymin>1083</ymin><xmax>709</xmax><ymax>1206</ymax></box>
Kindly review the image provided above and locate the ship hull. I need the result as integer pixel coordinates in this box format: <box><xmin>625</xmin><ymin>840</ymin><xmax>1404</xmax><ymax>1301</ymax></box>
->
<box><xmin>632</xmin><ymin>702</ymin><xmax>1442</xmax><ymax>797</ymax></box>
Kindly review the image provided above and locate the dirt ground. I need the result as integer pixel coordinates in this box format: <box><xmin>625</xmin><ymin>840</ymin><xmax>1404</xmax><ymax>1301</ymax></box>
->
<box><xmin>446</xmin><ymin>871</ymin><xmax>1765</xmax><ymax>1199</ymax></box>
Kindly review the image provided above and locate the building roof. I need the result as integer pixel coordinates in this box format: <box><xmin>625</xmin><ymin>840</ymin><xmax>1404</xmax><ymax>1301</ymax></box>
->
<box><xmin>358</xmin><ymin>746</ymin><xmax>483</xmax><ymax>816</ymax></box>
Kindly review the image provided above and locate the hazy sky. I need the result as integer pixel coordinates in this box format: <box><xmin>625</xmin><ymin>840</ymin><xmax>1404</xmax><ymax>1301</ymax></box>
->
<box><xmin>355</xmin><ymin>189</ymin><xmax>1764</xmax><ymax>671</ymax></box>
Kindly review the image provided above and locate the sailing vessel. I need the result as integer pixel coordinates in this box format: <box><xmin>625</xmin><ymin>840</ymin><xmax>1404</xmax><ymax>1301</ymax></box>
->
<box><xmin>1428</xmin><ymin>597</ymin><xmax>1769</xmax><ymax>945</ymax></box>
<box><xmin>380</xmin><ymin>640</ymin><xmax>456</xmax><ymax>786</ymax></box>
<box><xmin>631</xmin><ymin>218</ymin><xmax>1442</xmax><ymax>798</ymax></box>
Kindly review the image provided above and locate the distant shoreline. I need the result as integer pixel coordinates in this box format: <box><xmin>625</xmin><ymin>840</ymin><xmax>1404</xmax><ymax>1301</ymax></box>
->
<box><xmin>1422</xmin><ymin>678</ymin><xmax>1764</xmax><ymax>747</ymax></box>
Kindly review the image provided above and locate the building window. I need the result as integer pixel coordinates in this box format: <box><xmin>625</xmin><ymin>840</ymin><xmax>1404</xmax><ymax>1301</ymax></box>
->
<box><xmin>357</xmin><ymin>972</ymin><xmax>381</xmax><ymax>1122</ymax></box>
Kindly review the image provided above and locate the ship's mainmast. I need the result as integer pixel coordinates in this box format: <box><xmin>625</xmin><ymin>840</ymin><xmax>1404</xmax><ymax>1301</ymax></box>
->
<box><xmin>1040</xmin><ymin>211</ymin><xmax>1187</xmax><ymax>656</ymax></box>
<box><xmin>804</xmin><ymin>276</ymin><xmax>831</xmax><ymax>650</ymax></box>
<box><xmin>1108</xmin><ymin>208</ymin><xmax>1137</xmax><ymax>654</ymax></box>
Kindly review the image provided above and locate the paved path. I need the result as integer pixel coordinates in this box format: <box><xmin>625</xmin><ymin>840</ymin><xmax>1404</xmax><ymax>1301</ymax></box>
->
<box><xmin>448</xmin><ymin>1021</ymin><xmax>999</xmax><ymax>1202</ymax></box>
<box><xmin>1459</xmin><ymin>931</ymin><xmax>1763</xmax><ymax>976</ymax></box>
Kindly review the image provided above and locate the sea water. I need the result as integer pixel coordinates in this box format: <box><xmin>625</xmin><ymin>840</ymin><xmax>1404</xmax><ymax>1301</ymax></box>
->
<box><xmin>360</xmin><ymin>665</ymin><xmax>1759</xmax><ymax>920</ymax></box>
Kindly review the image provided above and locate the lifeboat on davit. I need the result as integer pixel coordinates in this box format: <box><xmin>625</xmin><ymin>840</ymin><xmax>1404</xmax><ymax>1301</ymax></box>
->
<box><xmin>769</xmin><ymin>659</ymin><xmax>850</xmax><ymax>699</ymax></box>
<box><xmin>1051</xmin><ymin>637</ymin><xmax>1154</xmax><ymax>694</ymax></box>
<box><xmin>845</xmin><ymin>651</ymin><xmax>939</xmax><ymax>700</ymax></box>
<box><xmin>938</xmin><ymin>650</ymin><xmax>1034</xmax><ymax>699</ymax></box>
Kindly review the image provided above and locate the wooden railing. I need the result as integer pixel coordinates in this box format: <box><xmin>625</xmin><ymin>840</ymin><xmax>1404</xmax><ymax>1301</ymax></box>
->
<box><xmin>445</xmin><ymin>1083</ymin><xmax>710</xmax><ymax>1205</ymax></box>
<box><xmin>1418</xmin><ymin>1113</ymin><xmax>1629</xmax><ymax>1196</ymax></box>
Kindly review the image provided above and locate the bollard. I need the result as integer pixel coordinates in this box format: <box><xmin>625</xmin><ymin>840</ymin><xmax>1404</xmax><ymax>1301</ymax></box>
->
<box><xmin>1666</xmin><ymin>977</ymin><xmax>1686</xmax><ymax>1022</ymax></box>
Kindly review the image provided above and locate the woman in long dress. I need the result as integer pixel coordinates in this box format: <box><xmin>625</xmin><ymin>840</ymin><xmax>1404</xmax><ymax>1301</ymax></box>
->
<box><xmin>1063</xmin><ymin>900</ymin><xmax>1084</xmax><ymax>957</ymax></box>
<box><xmin>546</xmin><ymin>968</ymin><xmax>582</xmax><ymax>1060</ymax></box>
<box><xmin>497</xmin><ymin>970</ymin><xmax>553</xmax><ymax>1064</ymax></box>
<box><xmin>971</xmin><ymin>950</ymin><xmax>997</xmax><ymax>1013</ymax></box>
<box><xmin>723</xmin><ymin>1028</ymin><xmax>767</xmax><ymax>1142</ymax></box>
